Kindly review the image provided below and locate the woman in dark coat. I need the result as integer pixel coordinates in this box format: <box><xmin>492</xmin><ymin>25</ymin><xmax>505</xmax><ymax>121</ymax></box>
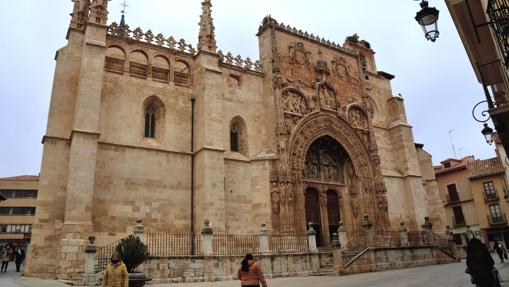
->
<box><xmin>466</xmin><ymin>238</ymin><xmax>499</xmax><ymax>287</ymax></box>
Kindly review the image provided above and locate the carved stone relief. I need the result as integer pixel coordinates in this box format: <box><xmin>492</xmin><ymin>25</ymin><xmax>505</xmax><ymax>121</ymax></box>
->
<box><xmin>317</xmin><ymin>84</ymin><xmax>338</xmax><ymax>111</ymax></box>
<box><xmin>289</xmin><ymin>42</ymin><xmax>311</xmax><ymax>68</ymax></box>
<box><xmin>282</xmin><ymin>89</ymin><xmax>310</xmax><ymax>116</ymax></box>
<box><xmin>347</xmin><ymin>106</ymin><xmax>369</xmax><ymax>130</ymax></box>
<box><xmin>331</xmin><ymin>56</ymin><xmax>352</xmax><ymax>81</ymax></box>
<box><xmin>303</xmin><ymin>136</ymin><xmax>345</xmax><ymax>183</ymax></box>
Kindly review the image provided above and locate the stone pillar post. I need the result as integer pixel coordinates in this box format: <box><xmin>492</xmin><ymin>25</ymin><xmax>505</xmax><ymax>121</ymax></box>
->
<box><xmin>201</xmin><ymin>220</ymin><xmax>214</xmax><ymax>256</ymax></box>
<box><xmin>337</xmin><ymin>222</ymin><xmax>347</xmax><ymax>248</ymax></box>
<box><xmin>133</xmin><ymin>219</ymin><xmax>145</xmax><ymax>242</ymax></box>
<box><xmin>307</xmin><ymin>222</ymin><xmax>320</xmax><ymax>272</ymax></box>
<box><xmin>81</xmin><ymin>236</ymin><xmax>98</xmax><ymax>285</ymax></box>
<box><xmin>421</xmin><ymin>217</ymin><xmax>433</xmax><ymax>245</ymax></box>
<box><xmin>362</xmin><ymin>215</ymin><xmax>373</xmax><ymax>247</ymax></box>
<box><xmin>258</xmin><ymin>223</ymin><xmax>273</xmax><ymax>278</ymax></box>
<box><xmin>259</xmin><ymin>223</ymin><xmax>270</xmax><ymax>254</ymax></box>
<box><xmin>446</xmin><ymin>226</ymin><xmax>458</xmax><ymax>259</ymax></box>
<box><xmin>307</xmin><ymin>222</ymin><xmax>318</xmax><ymax>253</ymax></box>
<box><xmin>331</xmin><ymin>232</ymin><xmax>341</xmax><ymax>275</ymax></box>
<box><xmin>399</xmin><ymin>222</ymin><xmax>408</xmax><ymax>247</ymax></box>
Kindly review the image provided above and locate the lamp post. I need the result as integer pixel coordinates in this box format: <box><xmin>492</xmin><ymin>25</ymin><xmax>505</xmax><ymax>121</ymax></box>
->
<box><xmin>415</xmin><ymin>0</ymin><xmax>440</xmax><ymax>42</ymax></box>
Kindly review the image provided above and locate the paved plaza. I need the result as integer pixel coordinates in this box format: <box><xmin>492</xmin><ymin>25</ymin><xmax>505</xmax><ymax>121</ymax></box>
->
<box><xmin>2</xmin><ymin>260</ymin><xmax>509</xmax><ymax>287</ymax></box>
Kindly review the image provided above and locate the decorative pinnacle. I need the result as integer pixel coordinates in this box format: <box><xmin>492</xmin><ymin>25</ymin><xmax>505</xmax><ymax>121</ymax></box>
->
<box><xmin>198</xmin><ymin>0</ymin><xmax>217</xmax><ymax>53</ymax></box>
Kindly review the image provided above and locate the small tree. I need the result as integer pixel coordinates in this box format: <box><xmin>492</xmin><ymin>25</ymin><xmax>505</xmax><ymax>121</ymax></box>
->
<box><xmin>116</xmin><ymin>235</ymin><xmax>149</xmax><ymax>273</ymax></box>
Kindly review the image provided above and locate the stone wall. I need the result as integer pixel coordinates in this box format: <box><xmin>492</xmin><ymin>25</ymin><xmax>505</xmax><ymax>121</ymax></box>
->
<box><xmin>144</xmin><ymin>253</ymin><xmax>322</xmax><ymax>284</ymax></box>
<box><xmin>338</xmin><ymin>246</ymin><xmax>456</xmax><ymax>275</ymax></box>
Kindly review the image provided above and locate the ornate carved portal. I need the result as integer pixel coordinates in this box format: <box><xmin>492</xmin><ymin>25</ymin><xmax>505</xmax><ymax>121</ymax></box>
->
<box><xmin>271</xmin><ymin>113</ymin><xmax>390</xmax><ymax>246</ymax></box>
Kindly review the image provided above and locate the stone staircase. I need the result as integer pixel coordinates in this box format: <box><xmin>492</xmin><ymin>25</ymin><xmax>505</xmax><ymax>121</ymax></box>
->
<box><xmin>313</xmin><ymin>251</ymin><xmax>335</xmax><ymax>276</ymax></box>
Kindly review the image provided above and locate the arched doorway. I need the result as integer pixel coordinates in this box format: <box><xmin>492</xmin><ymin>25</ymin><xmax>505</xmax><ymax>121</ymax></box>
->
<box><xmin>303</xmin><ymin>136</ymin><xmax>347</xmax><ymax>247</ymax></box>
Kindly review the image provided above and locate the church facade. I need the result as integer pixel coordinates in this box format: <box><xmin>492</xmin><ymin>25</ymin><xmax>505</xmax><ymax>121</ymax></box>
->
<box><xmin>25</xmin><ymin>0</ymin><xmax>445</xmax><ymax>278</ymax></box>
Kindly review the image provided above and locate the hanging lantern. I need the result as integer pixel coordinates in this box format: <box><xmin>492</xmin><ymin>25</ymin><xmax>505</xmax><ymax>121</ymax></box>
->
<box><xmin>481</xmin><ymin>123</ymin><xmax>494</xmax><ymax>145</ymax></box>
<box><xmin>415</xmin><ymin>0</ymin><xmax>440</xmax><ymax>42</ymax></box>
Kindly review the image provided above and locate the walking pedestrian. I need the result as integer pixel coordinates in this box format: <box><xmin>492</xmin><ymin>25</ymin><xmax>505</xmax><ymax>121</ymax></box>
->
<box><xmin>14</xmin><ymin>244</ymin><xmax>25</xmax><ymax>272</ymax></box>
<box><xmin>1</xmin><ymin>243</ymin><xmax>14</xmax><ymax>272</ymax></box>
<box><xmin>493</xmin><ymin>240</ymin><xmax>507</xmax><ymax>263</ymax></box>
<box><xmin>467</xmin><ymin>238</ymin><xmax>500</xmax><ymax>287</ymax></box>
<box><xmin>101</xmin><ymin>253</ymin><xmax>128</xmax><ymax>287</ymax></box>
<box><xmin>237</xmin><ymin>253</ymin><xmax>267</xmax><ymax>287</ymax></box>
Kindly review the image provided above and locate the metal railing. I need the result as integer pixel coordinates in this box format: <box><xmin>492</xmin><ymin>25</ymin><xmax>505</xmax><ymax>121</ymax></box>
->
<box><xmin>452</xmin><ymin>215</ymin><xmax>467</xmax><ymax>227</ymax></box>
<box><xmin>151</xmin><ymin>67</ymin><xmax>170</xmax><ymax>82</ymax></box>
<box><xmin>145</xmin><ymin>233</ymin><xmax>202</xmax><ymax>256</ymax></box>
<box><xmin>488</xmin><ymin>213</ymin><xmax>508</xmax><ymax>225</ymax></box>
<box><xmin>269</xmin><ymin>234</ymin><xmax>308</xmax><ymax>253</ymax></box>
<box><xmin>129</xmin><ymin>62</ymin><xmax>148</xmax><ymax>78</ymax></box>
<box><xmin>212</xmin><ymin>234</ymin><xmax>259</xmax><ymax>255</ymax></box>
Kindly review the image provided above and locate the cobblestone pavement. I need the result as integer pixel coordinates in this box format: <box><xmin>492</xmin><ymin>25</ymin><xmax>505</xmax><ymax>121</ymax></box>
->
<box><xmin>151</xmin><ymin>261</ymin><xmax>509</xmax><ymax>287</ymax></box>
<box><xmin>2</xmin><ymin>259</ymin><xmax>509</xmax><ymax>287</ymax></box>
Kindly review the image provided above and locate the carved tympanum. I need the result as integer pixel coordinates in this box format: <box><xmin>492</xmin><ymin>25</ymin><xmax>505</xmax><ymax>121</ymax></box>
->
<box><xmin>347</xmin><ymin>106</ymin><xmax>369</xmax><ymax>130</ymax></box>
<box><xmin>303</xmin><ymin>136</ymin><xmax>345</xmax><ymax>183</ymax></box>
<box><xmin>282</xmin><ymin>89</ymin><xmax>310</xmax><ymax>115</ymax></box>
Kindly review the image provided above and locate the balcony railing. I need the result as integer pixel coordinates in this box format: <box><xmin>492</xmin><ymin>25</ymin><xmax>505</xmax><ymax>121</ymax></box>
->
<box><xmin>487</xmin><ymin>0</ymin><xmax>509</xmax><ymax>66</ymax></box>
<box><xmin>446</xmin><ymin>194</ymin><xmax>460</xmax><ymax>204</ymax></box>
<box><xmin>452</xmin><ymin>215</ymin><xmax>467</xmax><ymax>227</ymax></box>
<box><xmin>488</xmin><ymin>213</ymin><xmax>508</xmax><ymax>226</ymax></box>
<box><xmin>483</xmin><ymin>191</ymin><xmax>500</xmax><ymax>203</ymax></box>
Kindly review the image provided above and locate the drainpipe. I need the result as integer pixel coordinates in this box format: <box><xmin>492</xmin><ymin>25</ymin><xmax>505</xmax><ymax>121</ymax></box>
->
<box><xmin>191</xmin><ymin>98</ymin><xmax>195</xmax><ymax>254</ymax></box>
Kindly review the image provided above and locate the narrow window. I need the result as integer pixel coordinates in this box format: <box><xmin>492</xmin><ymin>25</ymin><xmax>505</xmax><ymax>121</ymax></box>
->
<box><xmin>145</xmin><ymin>105</ymin><xmax>156</xmax><ymax>138</ymax></box>
<box><xmin>452</xmin><ymin>206</ymin><xmax>465</xmax><ymax>225</ymax></box>
<box><xmin>230</xmin><ymin>127</ymin><xmax>239</xmax><ymax>152</ymax></box>
<box><xmin>484</xmin><ymin>181</ymin><xmax>496</xmax><ymax>197</ymax></box>
<box><xmin>447</xmin><ymin>184</ymin><xmax>459</xmax><ymax>202</ymax></box>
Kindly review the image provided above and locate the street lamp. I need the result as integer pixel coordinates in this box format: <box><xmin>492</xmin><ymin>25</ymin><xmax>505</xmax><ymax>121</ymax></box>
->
<box><xmin>415</xmin><ymin>0</ymin><xmax>440</xmax><ymax>42</ymax></box>
<box><xmin>481</xmin><ymin>123</ymin><xmax>494</xmax><ymax>145</ymax></box>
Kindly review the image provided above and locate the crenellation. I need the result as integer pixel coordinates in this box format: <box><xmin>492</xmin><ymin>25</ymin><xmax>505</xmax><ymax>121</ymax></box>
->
<box><xmin>107</xmin><ymin>22</ymin><xmax>196</xmax><ymax>56</ymax></box>
<box><xmin>217</xmin><ymin>50</ymin><xmax>263</xmax><ymax>73</ymax></box>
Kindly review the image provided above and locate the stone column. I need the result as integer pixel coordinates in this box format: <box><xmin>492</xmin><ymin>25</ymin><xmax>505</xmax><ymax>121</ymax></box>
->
<box><xmin>202</xmin><ymin>220</ymin><xmax>213</xmax><ymax>256</ymax></box>
<box><xmin>421</xmin><ymin>217</ymin><xmax>433</xmax><ymax>245</ymax></box>
<box><xmin>319</xmin><ymin>191</ymin><xmax>330</xmax><ymax>246</ymax></box>
<box><xmin>133</xmin><ymin>219</ymin><xmax>145</xmax><ymax>242</ymax></box>
<box><xmin>81</xmin><ymin>236</ymin><xmax>98</xmax><ymax>286</ymax></box>
<box><xmin>362</xmin><ymin>215</ymin><xmax>373</xmax><ymax>247</ymax></box>
<box><xmin>259</xmin><ymin>223</ymin><xmax>270</xmax><ymax>254</ymax></box>
<box><xmin>399</xmin><ymin>222</ymin><xmax>408</xmax><ymax>247</ymax></box>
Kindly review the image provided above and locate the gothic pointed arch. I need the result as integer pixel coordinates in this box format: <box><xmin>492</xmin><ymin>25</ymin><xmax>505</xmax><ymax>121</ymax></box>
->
<box><xmin>142</xmin><ymin>96</ymin><xmax>165</xmax><ymax>141</ymax></box>
<box><xmin>286</xmin><ymin>113</ymin><xmax>389</xmax><ymax>236</ymax></box>
<box><xmin>229</xmin><ymin>116</ymin><xmax>248</xmax><ymax>156</ymax></box>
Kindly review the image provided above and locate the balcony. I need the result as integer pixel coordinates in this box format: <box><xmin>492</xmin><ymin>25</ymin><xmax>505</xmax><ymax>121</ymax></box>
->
<box><xmin>483</xmin><ymin>191</ymin><xmax>500</xmax><ymax>203</ymax></box>
<box><xmin>446</xmin><ymin>194</ymin><xmax>460</xmax><ymax>205</ymax></box>
<box><xmin>488</xmin><ymin>213</ymin><xmax>508</xmax><ymax>226</ymax></box>
<box><xmin>452</xmin><ymin>216</ymin><xmax>467</xmax><ymax>228</ymax></box>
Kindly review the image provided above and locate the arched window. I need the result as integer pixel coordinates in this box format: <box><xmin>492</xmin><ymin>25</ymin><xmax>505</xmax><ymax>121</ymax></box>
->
<box><xmin>143</xmin><ymin>96</ymin><xmax>165</xmax><ymax>140</ymax></box>
<box><xmin>230</xmin><ymin>127</ymin><xmax>239</xmax><ymax>152</ymax></box>
<box><xmin>130</xmin><ymin>50</ymin><xmax>148</xmax><ymax>78</ymax></box>
<box><xmin>229</xmin><ymin>116</ymin><xmax>248</xmax><ymax>156</ymax></box>
<box><xmin>105</xmin><ymin>46</ymin><xmax>125</xmax><ymax>74</ymax></box>
<box><xmin>152</xmin><ymin>55</ymin><xmax>170</xmax><ymax>82</ymax></box>
<box><xmin>174</xmin><ymin>60</ymin><xmax>191</xmax><ymax>86</ymax></box>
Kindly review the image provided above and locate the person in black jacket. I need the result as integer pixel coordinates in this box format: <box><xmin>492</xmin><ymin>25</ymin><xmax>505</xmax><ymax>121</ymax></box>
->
<box><xmin>13</xmin><ymin>244</ymin><xmax>24</xmax><ymax>272</ymax></box>
<box><xmin>493</xmin><ymin>240</ymin><xmax>507</xmax><ymax>263</ymax></box>
<box><xmin>467</xmin><ymin>238</ymin><xmax>499</xmax><ymax>287</ymax></box>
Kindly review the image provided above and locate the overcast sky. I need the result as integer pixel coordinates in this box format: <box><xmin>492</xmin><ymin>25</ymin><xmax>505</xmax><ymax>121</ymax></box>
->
<box><xmin>0</xmin><ymin>0</ymin><xmax>497</xmax><ymax>177</ymax></box>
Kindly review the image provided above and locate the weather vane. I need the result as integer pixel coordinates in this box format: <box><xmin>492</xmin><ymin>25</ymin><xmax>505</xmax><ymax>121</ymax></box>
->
<box><xmin>121</xmin><ymin>0</ymin><xmax>128</xmax><ymax>15</ymax></box>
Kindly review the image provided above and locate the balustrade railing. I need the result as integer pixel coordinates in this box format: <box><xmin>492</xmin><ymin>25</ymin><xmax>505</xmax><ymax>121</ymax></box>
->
<box><xmin>105</xmin><ymin>57</ymin><xmax>125</xmax><ymax>74</ymax></box>
<box><xmin>213</xmin><ymin>234</ymin><xmax>259</xmax><ymax>255</ymax></box>
<box><xmin>269</xmin><ymin>234</ymin><xmax>308</xmax><ymax>254</ymax></box>
<box><xmin>145</xmin><ymin>233</ymin><xmax>202</xmax><ymax>256</ymax></box>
